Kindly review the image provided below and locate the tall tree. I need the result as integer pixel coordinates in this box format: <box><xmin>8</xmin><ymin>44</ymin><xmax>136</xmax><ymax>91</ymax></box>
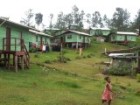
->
<box><xmin>72</xmin><ymin>5</ymin><xmax>85</xmax><ymax>29</ymax></box>
<box><xmin>92</xmin><ymin>11</ymin><xmax>103</xmax><ymax>28</ymax></box>
<box><xmin>72</xmin><ymin>5</ymin><xmax>79</xmax><ymax>25</ymax></box>
<box><xmin>78</xmin><ymin>10</ymin><xmax>85</xmax><ymax>28</ymax></box>
<box><xmin>20</xmin><ymin>9</ymin><xmax>34</xmax><ymax>26</ymax></box>
<box><xmin>86</xmin><ymin>13</ymin><xmax>91</xmax><ymax>28</ymax></box>
<box><xmin>49</xmin><ymin>13</ymin><xmax>54</xmax><ymax>28</ymax></box>
<box><xmin>55</xmin><ymin>12</ymin><xmax>65</xmax><ymax>29</ymax></box>
<box><xmin>134</xmin><ymin>9</ymin><xmax>140</xmax><ymax>35</ymax></box>
<box><xmin>111</xmin><ymin>7</ymin><xmax>130</xmax><ymax>31</ymax></box>
<box><xmin>103</xmin><ymin>14</ymin><xmax>111</xmax><ymax>28</ymax></box>
<box><xmin>35</xmin><ymin>13</ymin><xmax>43</xmax><ymax>26</ymax></box>
<box><xmin>63</xmin><ymin>13</ymin><xmax>73</xmax><ymax>29</ymax></box>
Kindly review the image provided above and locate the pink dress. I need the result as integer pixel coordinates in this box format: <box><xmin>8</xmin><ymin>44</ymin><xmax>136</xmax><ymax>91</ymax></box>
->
<box><xmin>102</xmin><ymin>83</ymin><xmax>112</xmax><ymax>101</ymax></box>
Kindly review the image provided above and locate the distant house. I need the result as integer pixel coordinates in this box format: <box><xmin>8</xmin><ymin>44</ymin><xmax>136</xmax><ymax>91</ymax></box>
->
<box><xmin>90</xmin><ymin>27</ymin><xmax>111</xmax><ymax>42</ymax></box>
<box><xmin>53</xmin><ymin>30</ymin><xmax>91</xmax><ymax>48</ymax></box>
<box><xmin>29</xmin><ymin>29</ymin><xmax>52</xmax><ymax>51</ymax></box>
<box><xmin>110</xmin><ymin>31</ymin><xmax>138</xmax><ymax>43</ymax></box>
<box><xmin>44</xmin><ymin>28</ymin><xmax>60</xmax><ymax>36</ymax></box>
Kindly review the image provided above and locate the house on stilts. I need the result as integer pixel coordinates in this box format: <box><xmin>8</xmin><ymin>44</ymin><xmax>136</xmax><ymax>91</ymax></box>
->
<box><xmin>0</xmin><ymin>17</ymin><xmax>51</xmax><ymax>71</ymax></box>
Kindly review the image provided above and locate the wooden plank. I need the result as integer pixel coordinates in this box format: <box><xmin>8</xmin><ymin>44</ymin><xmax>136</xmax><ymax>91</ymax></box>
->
<box><xmin>106</xmin><ymin>47</ymin><xmax>140</xmax><ymax>54</ymax></box>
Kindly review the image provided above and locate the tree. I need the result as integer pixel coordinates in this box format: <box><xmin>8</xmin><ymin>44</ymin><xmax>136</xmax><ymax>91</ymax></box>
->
<box><xmin>86</xmin><ymin>13</ymin><xmax>91</xmax><ymax>28</ymax></box>
<box><xmin>35</xmin><ymin>13</ymin><xmax>43</xmax><ymax>26</ymax></box>
<box><xmin>91</xmin><ymin>11</ymin><xmax>103</xmax><ymax>28</ymax></box>
<box><xmin>55</xmin><ymin>12</ymin><xmax>66</xmax><ymax>29</ymax></box>
<box><xmin>78</xmin><ymin>10</ymin><xmax>85</xmax><ymax>29</ymax></box>
<box><xmin>133</xmin><ymin>9</ymin><xmax>140</xmax><ymax>35</ymax></box>
<box><xmin>20</xmin><ymin>9</ymin><xmax>34</xmax><ymax>26</ymax></box>
<box><xmin>103</xmin><ymin>14</ymin><xmax>111</xmax><ymax>28</ymax></box>
<box><xmin>111</xmin><ymin>7</ymin><xmax>130</xmax><ymax>31</ymax></box>
<box><xmin>49</xmin><ymin>13</ymin><xmax>54</xmax><ymax>28</ymax></box>
<box><xmin>72</xmin><ymin>5</ymin><xmax>79</xmax><ymax>25</ymax></box>
<box><xmin>63</xmin><ymin>13</ymin><xmax>73</xmax><ymax>29</ymax></box>
<box><xmin>71</xmin><ymin>5</ymin><xmax>85</xmax><ymax>29</ymax></box>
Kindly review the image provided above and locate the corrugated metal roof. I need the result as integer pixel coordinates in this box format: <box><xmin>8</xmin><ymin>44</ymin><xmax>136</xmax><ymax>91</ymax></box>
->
<box><xmin>54</xmin><ymin>30</ymin><xmax>91</xmax><ymax>37</ymax></box>
<box><xmin>68</xmin><ymin>30</ymin><xmax>91</xmax><ymax>36</ymax></box>
<box><xmin>0</xmin><ymin>17</ymin><xmax>39</xmax><ymax>31</ymax></box>
<box><xmin>29</xmin><ymin>29</ymin><xmax>52</xmax><ymax>37</ymax></box>
<box><xmin>117</xmin><ymin>31</ymin><xmax>138</xmax><ymax>36</ymax></box>
<box><xmin>90</xmin><ymin>27</ymin><xmax>110</xmax><ymax>30</ymax></box>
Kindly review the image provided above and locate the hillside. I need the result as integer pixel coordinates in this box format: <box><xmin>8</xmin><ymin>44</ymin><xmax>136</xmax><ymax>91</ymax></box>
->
<box><xmin>1</xmin><ymin>41</ymin><xmax>140</xmax><ymax>105</ymax></box>
<box><xmin>31</xmin><ymin>41</ymin><xmax>127</xmax><ymax>77</ymax></box>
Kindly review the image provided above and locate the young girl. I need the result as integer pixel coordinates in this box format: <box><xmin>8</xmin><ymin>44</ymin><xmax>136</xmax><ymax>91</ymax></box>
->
<box><xmin>102</xmin><ymin>76</ymin><xmax>112</xmax><ymax>105</ymax></box>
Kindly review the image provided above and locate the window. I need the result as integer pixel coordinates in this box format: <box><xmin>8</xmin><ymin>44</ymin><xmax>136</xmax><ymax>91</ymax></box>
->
<box><xmin>67</xmin><ymin>35</ymin><xmax>72</xmax><ymax>39</ymax></box>
<box><xmin>79</xmin><ymin>35</ymin><xmax>82</xmax><ymax>39</ymax></box>
<box><xmin>36</xmin><ymin>36</ymin><xmax>38</xmax><ymax>42</ymax></box>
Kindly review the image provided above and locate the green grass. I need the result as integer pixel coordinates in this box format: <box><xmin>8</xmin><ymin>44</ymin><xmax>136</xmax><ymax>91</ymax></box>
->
<box><xmin>0</xmin><ymin>65</ymin><xmax>140</xmax><ymax>105</ymax></box>
<box><xmin>1</xmin><ymin>41</ymin><xmax>140</xmax><ymax>105</ymax></box>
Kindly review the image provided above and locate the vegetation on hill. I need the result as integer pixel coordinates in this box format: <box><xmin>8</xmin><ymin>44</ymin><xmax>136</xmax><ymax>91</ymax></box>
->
<box><xmin>1</xmin><ymin>40</ymin><xmax>140</xmax><ymax>105</ymax></box>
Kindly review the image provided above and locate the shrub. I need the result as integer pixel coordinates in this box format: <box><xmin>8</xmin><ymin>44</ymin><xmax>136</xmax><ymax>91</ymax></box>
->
<box><xmin>135</xmin><ymin>89</ymin><xmax>140</xmax><ymax>96</ymax></box>
<box><xmin>87</xmin><ymin>54</ymin><xmax>92</xmax><ymax>58</ymax></box>
<box><xmin>44</xmin><ymin>60</ymin><xmax>52</xmax><ymax>64</ymax></box>
<box><xmin>34</xmin><ymin>54</ymin><xmax>39</xmax><ymax>58</ymax></box>
<box><xmin>57</xmin><ymin>49</ymin><xmax>69</xmax><ymax>63</ymax></box>
<box><xmin>107</xmin><ymin>61</ymin><xmax>134</xmax><ymax>76</ymax></box>
<box><xmin>29</xmin><ymin>48</ymin><xmax>37</xmax><ymax>52</ymax></box>
<box><xmin>82</xmin><ymin>56</ymin><xmax>86</xmax><ymax>58</ymax></box>
<box><xmin>75</xmin><ymin>56</ymin><xmax>82</xmax><ymax>59</ymax></box>
<box><xmin>136</xmin><ymin>74</ymin><xmax>140</xmax><ymax>82</ymax></box>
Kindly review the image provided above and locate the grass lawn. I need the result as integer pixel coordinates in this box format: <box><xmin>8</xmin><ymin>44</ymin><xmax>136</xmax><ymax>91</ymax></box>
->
<box><xmin>0</xmin><ymin>65</ymin><xmax>140</xmax><ymax>105</ymax></box>
<box><xmin>0</xmin><ymin>42</ymin><xmax>140</xmax><ymax>105</ymax></box>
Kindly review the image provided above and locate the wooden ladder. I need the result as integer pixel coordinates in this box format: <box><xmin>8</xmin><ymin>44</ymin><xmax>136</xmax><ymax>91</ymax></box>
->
<box><xmin>21</xmin><ymin>39</ymin><xmax>30</xmax><ymax>69</ymax></box>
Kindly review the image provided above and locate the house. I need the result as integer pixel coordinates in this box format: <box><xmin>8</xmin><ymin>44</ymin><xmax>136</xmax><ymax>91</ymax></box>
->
<box><xmin>53</xmin><ymin>30</ymin><xmax>91</xmax><ymax>49</ymax></box>
<box><xmin>90</xmin><ymin>27</ymin><xmax>111</xmax><ymax>42</ymax></box>
<box><xmin>0</xmin><ymin>17</ymin><xmax>51</xmax><ymax>71</ymax></box>
<box><xmin>0</xmin><ymin>17</ymin><xmax>32</xmax><ymax>51</ymax></box>
<box><xmin>44</xmin><ymin>28</ymin><xmax>60</xmax><ymax>36</ymax></box>
<box><xmin>29</xmin><ymin>29</ymin><xmax>52</xmax><ymax>51</ymax></box>
<box><xmin>0</xmin><ymin>17</ymin><xmax>32</xmax><ymax>71</ymax></box>
<box><xmin>110</xmin><ymin>31</ymin><xmax>138</xmax><ymax>43</ymax></box>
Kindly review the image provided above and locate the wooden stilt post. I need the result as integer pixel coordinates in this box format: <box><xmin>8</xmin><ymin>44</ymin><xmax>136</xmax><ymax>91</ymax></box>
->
<box><xmin>15</xmin><ymin>55</ymin><xmax>18</xmax><ymax>72</ymax></box>
<box><xmin>7</xmin><ymin>54</ymin><xmax>10</xmax><ymax>69</ymax></box>
<box><xmin>21</xmin><ymin>55</ymin><xmax>24</xmax><ymax>70</ymax></box>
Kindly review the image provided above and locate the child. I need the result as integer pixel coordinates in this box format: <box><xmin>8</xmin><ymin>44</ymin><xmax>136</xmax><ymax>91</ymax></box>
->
<box><xmin>102</xmin><ymin>76</ymin><xmax>112</xmax><ymax>105</ymax></box>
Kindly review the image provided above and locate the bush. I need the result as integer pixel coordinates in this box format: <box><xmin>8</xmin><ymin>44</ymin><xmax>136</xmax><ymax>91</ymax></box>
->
<box><xmin>87</xmin><ymin>54</ymin><xmax>92</xmax><ymax>58</ymax></box>
<box><xmin>44</xmin><ymin>60</ymin><xmax>52</xmax><ymax>64</ymax></box>
<box><xmin>107</xmin><ymin>61</ymin><xmax>134</xmax><ymax>76</ymax></box>
<box><xmin>136</xmin><ymin>74</ymin><xmax>140</xmax><ymax>82</ymax></box>
<box><xmin>29</xmin><ymin>48</ymin><xmax>37</xmax><ymax>52</ymax></box>
<box><xmin>34</xmin><ymin>54</ymin><xmax>39</xmax><ymax>58</ymax></box>
<box><xmin>75</xmin><ymin>56</ymin><xmax>82</xmax><ymax>59</ymax></box>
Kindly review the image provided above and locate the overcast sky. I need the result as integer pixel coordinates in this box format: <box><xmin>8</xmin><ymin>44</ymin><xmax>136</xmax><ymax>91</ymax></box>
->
<box><xmin>0</xmin><ymin>0</ymin><xmax>140</xmax><ymax>27</ymax></box>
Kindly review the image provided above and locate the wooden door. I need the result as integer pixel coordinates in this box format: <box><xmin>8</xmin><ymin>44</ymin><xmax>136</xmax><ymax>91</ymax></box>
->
<box><xmin>6</xmin><ymin>27</ymin><xmax>11</xmax><ymax>51</ymax></box>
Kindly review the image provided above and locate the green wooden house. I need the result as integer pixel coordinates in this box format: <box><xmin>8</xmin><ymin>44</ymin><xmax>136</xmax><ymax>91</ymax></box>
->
<box><xmin>110</xmin><ymin>31</ymin><xmax>138</xmax><ymax>43</ymax></box>
<box><xmin>0</xmin><ymin>18</ymin><xmax>33</xmax><ymax>51</ymax></box>
<box><xmin>0</xmin><ymin>17</ymin><xmax>51</xmax><ymax>70</ymax></box>
<box><xmin>54</xmin><ymin>30</ymin><xmax>91</xmax><ymax>48</ymax></box>
<box><xmin>0</xmin><ymin>17</ymin><xmax>33</xmax><ymax>70</ymax></box>
<box><xmin>29</xmin><ymin>29</ymin><xmax>52</xmax><ymax>51</ymax></box>
<box><xmin>90</xmin><ymin>27</ymin><xmax>111</xmax><ymax>42</ymax></box>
